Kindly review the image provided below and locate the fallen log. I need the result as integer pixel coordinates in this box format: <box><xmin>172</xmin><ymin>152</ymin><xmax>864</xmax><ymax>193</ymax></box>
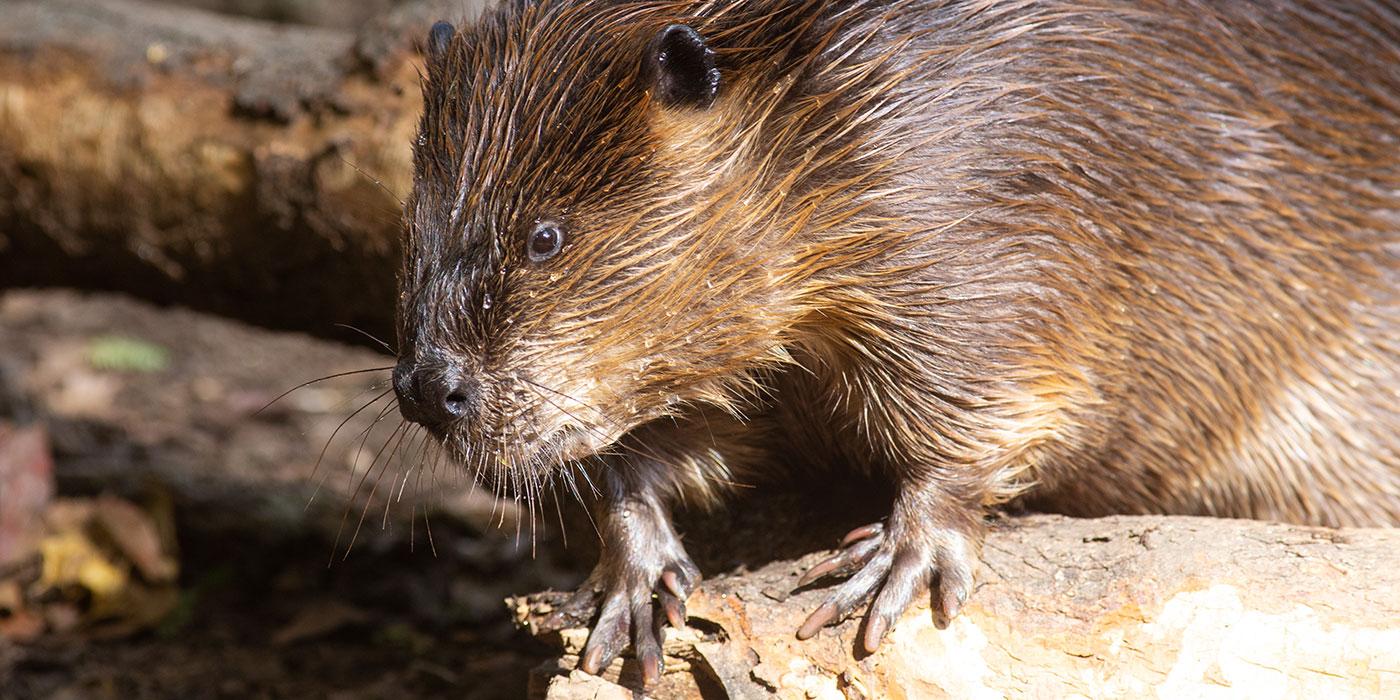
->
<box><xmin>0</xmin><ymin>0</ymin><xmax>477</xmax><ymax>340</ymax></box>
<box><xmin>513</xmin><ymin>514</ymin><xmax>1400</xmax><ymax>699</ymax></box>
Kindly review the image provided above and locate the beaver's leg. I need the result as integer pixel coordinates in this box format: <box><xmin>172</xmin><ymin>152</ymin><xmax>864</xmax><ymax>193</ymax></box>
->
<box><xmin>794</xmin><ymin>479</ymin><xmax>982</xmax><ymax>652</ymax></box>
<box><xmin>568</xmin><ymin>409</ymin><xmax>764</xmax><ymax>684</ymax></box>
<box><xmin>569</xmin><ymin>465</ymin><xmax>698</xmax><ymax>685</ymax></box>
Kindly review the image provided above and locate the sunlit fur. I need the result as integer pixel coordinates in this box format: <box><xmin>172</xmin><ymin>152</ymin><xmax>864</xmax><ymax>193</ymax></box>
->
<box><xmin>399</xmin><ymin>0</ymin><xmax>1398</xmax><ymax>528</ymax></box>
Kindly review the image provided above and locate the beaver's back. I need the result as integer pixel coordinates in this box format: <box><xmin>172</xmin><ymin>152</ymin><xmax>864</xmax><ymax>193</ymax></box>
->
<box><xmin>858</xmin><ymin>0</ymin><xmax>1400</xmax><ymax>525</ymax></box>
<box><xmin>404</xmin><ymin>0</ymin><xmax>1398</xmax><ymax>527</ymax></box>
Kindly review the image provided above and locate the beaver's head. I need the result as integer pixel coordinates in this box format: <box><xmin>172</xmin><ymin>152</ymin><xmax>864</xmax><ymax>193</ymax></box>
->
<box><xmin>393</xmin><ymin>2</ymin><xmax>816</xmax><ymax>480</ymax></box>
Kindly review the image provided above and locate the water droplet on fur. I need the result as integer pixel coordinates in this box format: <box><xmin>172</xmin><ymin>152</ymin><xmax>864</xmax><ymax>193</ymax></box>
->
<box><xmin>482</xmin><ymin>294</ymin><xmax>494</xmax><ymax>310</ymax></box>
<box><xmin>416</xmin><ymin>133</ymin><xmax>427</xmax><ymax>147</ymax></box>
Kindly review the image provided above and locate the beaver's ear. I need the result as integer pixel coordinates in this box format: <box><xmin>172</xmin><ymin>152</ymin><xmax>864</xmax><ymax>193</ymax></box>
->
<box><xmin>425</xmin><ymin>20</ymin><xmax>456</xmax><ymax>67</ymax></box>
<box><xmin>649</xmin><ymin>24</ymin><xmax>721</xmax><ymax>107</ymax></box>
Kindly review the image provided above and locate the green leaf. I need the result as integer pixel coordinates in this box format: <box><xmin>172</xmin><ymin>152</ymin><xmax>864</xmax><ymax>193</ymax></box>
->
<box><xmin>87</xmin><ymin>336</ymin><xmax>170</xmax><ymax>373</ymax></box>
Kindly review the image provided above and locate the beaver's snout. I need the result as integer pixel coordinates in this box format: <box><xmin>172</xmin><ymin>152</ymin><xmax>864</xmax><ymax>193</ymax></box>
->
<box><xmin>392</xmin><ymin>358</ymin><xmax>480</xmax><ymax>430</ymax></box>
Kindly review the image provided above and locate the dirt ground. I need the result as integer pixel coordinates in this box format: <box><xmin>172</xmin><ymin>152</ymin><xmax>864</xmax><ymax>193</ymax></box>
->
<box><xmin>0</xmin><ymin>288</ymin><xmax>591</xmax><ymax>699</ymax></box>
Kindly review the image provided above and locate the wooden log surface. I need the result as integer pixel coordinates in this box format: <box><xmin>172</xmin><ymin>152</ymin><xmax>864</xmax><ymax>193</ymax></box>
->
<box><xmin>0</xmin><ymin>0</ymin><xmax>476</xmax><ymax>340</ymax></box>
<box><xmin>513</xmin><ymin>515</ymin><xmax>1400</xmax><ymax>699</ymax></box>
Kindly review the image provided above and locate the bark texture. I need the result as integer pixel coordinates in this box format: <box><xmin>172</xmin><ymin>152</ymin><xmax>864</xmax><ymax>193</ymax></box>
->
<box><xmin>0</xmin><ymin>0</ymin><xmax>479</xmax><ymax>340</ymax></box>
<box><xmin>514</xmin><ymin>515</ymin><xmax>1400</xmax><ymax>699</ymax></box>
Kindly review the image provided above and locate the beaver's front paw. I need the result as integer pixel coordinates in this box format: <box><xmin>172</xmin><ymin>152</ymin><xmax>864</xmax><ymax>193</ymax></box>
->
<box><xmin>573</xmin><ymin>554</ymin><xmax>699</xmax><ymax>685</ymax></box>
<box><xmin>795</xmin><ymin>516</ymin><xmax>979</xmax><ymax>652</ymax></box>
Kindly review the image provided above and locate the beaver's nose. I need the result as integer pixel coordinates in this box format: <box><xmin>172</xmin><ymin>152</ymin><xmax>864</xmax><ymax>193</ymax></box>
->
<box><xmin>392</xmin><ymin>360</ymin><xmax>479</xmax><ymax>428</ymax></box>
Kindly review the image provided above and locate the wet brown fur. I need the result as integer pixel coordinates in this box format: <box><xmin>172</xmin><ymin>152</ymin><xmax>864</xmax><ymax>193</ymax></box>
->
<box><xmin>403</xmin><ymin>0</ymin><xmax>1398</xmax><ymax>527</ymax></box>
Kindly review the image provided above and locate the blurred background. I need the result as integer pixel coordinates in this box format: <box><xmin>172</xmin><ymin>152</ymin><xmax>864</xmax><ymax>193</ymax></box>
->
<box><xmin>0</xmin><ymin>1</ymin><xmax>597</xmax><ymax>697</ymax></box>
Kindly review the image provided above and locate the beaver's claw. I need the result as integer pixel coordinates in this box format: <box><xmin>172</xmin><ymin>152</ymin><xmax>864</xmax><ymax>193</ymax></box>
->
<box><xmin>795</xmin><ymin>519</ymin><xmax>977</xmax><ymax>652</ymax></box>
<box><xmin>574</xmin><ymin>557</ymin><xmax>699</xmax><ymax>685</ymax></box>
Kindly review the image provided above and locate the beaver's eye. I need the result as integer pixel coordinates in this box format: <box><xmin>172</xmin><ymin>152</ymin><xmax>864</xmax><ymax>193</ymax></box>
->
<box><xmin>527</xmin><ymin>222</ymin><xmax>564</xmax><ymax>262</ymax></box>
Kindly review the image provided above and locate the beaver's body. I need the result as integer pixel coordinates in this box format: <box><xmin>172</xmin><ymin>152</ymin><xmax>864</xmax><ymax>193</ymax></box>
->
<box><xmin>393</xmin><ymin>0</ymin><xmax>1399</xmax><ymax>681</ymax></box>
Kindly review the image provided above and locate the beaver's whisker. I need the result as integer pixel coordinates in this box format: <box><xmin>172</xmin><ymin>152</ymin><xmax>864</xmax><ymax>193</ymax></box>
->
<box><xmin>464</xmin><ymin>443</ymin><xmax>483</xmax><ymax>501</ymax></box>
<box><xmin>530</xmin><ymin>469</ymin><xmax>545</xmax><ymax>558</ymax></box>
<box><xmin>334</xmin><ymin>323</ymin><xmax>397</xmax><ymax>354</ymax></box>
<box><xmin>337</xmin><ymin>154</ymin><xmax>405</xmax><ymax>207</ymax></box>
<box><xmin>520</xmin><ymin>381</ymin><xmax>673</xmax><ymax>469</ymax></box>
<box><xmin>557</xmin><ymin>461</ymin><xmax>603</xmax><ymax>543</ymax></box>
<box><xmin>526</xmin><ymin>459</ymin><xmax>540</xmax><ymax>556</ymax></box>
<box><xmin>550</xmin><ymin>474</ymin><xmax>569</xmax><ymax>549</ymax></box>
<box><xmin>307</xmin><ymin>389</ymin><xmax>394</xmax><ymax>511</ymax></box>
<box><xmin>513</xmin><ymin>456</ymin><xmax>525</xmax><ymax>546</ymax></box>
<box><xmin>344</xmin><ymin>400</ymin><xmax>401</xmax><ymax>488</ymax></box>
<box><xmin>499</xmin><ymin>453</ymin><xmax>516</xmax><ymax>533</ymax></box>
<box><xmin>383</xmin><ymin>422</ymin><xmax>418</xmax><ymax>529</ymax></box>
<box><xmin>422</xmin><ymin>499</ymin><xmax>438</xmax><ymax>558</ymax></box>
<box><xmin>329</xmin><ymin>399</ymin><xmax>401</xmax><ymax>565</ymax></box>
<box><xmin>519</xmin><ymin>378</ymin><xmax>617</xmax><ymax>426</ymax></box>
<box><xmin>258</xmin><ymin>366</ymin><xmax>393</xmax><ymax>416</ymax></box>
<box><xmin>406</xmin><ymin>426</ymin><xmax>425</xmax><ymax>553</ymax></box>
<box><xmin>521</xmin><ymin>381</ymin><xmax>749</xmax><ymax>489</ymax></box>
<box><xmin>409</xmin><ymin>429</ymin><xmax>443</xmax><ymax>555</ymax></box>
<box><xmin>342</xmin><ymin>418</ymin><xmax>407</xmax><ymax>561</ymax></box>
<box><xmin>519</xmin><ymin>378</ymin><xmax>722</xmax><ymax>482</ymax></box>
<box><xmin>573</xmin><ymin>459</ymin><xmax>601</xmax><ymax>501</ymax></box>
<box><xmin>523</xmin><ymin>467</ymin><xmax>535</xmax><ymax>557</ymax></box>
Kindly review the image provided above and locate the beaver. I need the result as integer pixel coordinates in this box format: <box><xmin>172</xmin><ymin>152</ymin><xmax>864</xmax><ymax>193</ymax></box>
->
<box><xmin>390</xmin><ymin>0</ymin><xmax>1399</xmax><ymax>684</ymax></box>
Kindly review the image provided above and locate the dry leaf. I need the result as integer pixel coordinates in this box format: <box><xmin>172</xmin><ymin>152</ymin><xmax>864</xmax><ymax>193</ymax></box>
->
<box><xmin>32</xmin><ymin>495</ymin><xmax>183</xmax><ymax>636</ymax></box>
<box><xmin>39</xmin><ymin>530</ymin><xmax>130</xmax><ymax>616</ymax></box>
<box><xmin>94</xmin><ymin>494</ymin><xmax>178</xmax><ymax>584</ymax></box>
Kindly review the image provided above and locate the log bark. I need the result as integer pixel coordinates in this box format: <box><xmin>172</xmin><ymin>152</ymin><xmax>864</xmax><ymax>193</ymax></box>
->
<box><xmin>513</xmin><ymin>515</ymin><xmax>1400</xmax><ymax>699</ymax></box>
<box><xmin>0</xmin><ymin>0</ymin><xmax>476</xmax><ymax>341</ymax></box>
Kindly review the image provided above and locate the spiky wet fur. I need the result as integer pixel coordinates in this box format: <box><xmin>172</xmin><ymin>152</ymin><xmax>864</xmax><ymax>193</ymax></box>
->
<box><xmin>401</xmin><ymin>0</ymin><xmax>1398</xmax><ymax>529</ymax></box>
